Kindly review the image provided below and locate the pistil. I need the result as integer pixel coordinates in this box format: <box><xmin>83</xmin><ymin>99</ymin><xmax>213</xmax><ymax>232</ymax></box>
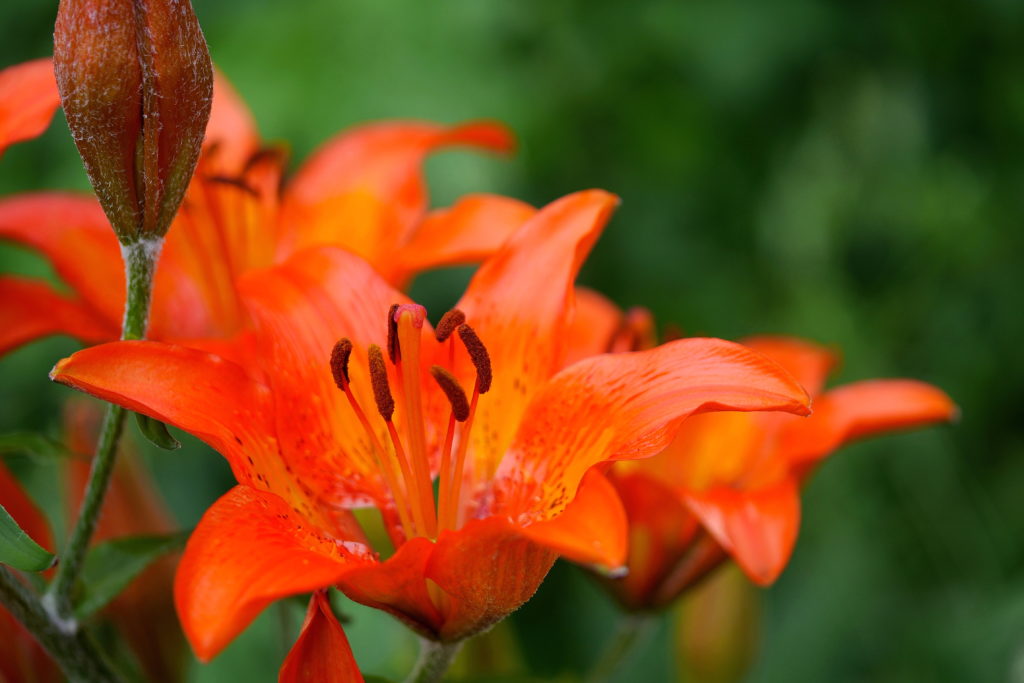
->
<box><xmin>368</xmin><ymin>344</ymin><xmax>430</xmax><ymax>537</ymax></box>
<box><xmin>393</xmin><ymin>305</ymin><xmax>438</xmax><ymax>538</ymax></box>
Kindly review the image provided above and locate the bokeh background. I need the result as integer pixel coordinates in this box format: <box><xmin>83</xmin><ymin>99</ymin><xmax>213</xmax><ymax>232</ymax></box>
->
<box><xmin>2</xmin><ymin>1</ymin><xmax>1022</xmax><ymax>681</ymax></box>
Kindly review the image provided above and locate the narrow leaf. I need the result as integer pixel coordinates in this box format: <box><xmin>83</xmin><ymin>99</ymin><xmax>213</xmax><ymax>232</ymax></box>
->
<box><xmin>0</xmin><ymin>503</ymin><xmax>56</xmax><ymax>572</ymax></box>
<box><xmin>75</xmin><ymin>531</ymin><xmax>187</xmax><ymax>619</ymax></box>
<box><xmin>135</xmin><ymin>413</ymin><xmax>181</xmax><ymax>450</ymax></box>
<box><xmin>0</xmin><ymin>432</ymin><xmax>75</xmax><ymax>459</ymax></box>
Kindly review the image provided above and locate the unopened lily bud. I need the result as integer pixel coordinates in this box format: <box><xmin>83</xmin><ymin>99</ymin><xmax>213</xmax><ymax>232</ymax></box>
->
<box><xmin>54</xmin><ymin>0</ymin><xmax>213</xmax><ymax>244</ymax></box>
<box><xmin>675</xmin><ymin>565</ymin><xmax>760</xmax><ymax>683</ymax></box>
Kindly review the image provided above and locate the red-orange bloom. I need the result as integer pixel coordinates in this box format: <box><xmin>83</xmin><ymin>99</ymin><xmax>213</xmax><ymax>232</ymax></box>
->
<box><xmin>51</xmin><ymin>190</ymin><xmax>811</xmax><ymax>662</ymax></box>
<box><xmin>0</xmin><ymin>63</ymin><xmax>527</xmax><ymax>358</ymax></box>
<box><xmin>0</xmin><ymin>58</ymin><xmax>60</xmax><ymax>157</ymax></box>
<box><xmin>571</xmin><ymin>294</ymin><xmax>957</xmax><ymax>610</ymax></box>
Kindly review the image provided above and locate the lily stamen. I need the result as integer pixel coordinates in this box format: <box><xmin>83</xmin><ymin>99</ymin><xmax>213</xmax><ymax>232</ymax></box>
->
<box><xmin>431</xmin><ymin>365</ymin><xmax>470</xmax><ymax>530</ymax></box>
<box><xmin>331</xmin><ymin>340</ymin><xmax>416</xmax><ymax>539</ymax></box>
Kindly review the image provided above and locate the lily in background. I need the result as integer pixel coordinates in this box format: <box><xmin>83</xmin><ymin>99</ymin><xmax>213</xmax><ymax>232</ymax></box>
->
<box><xmin>567</xmin><ymin>289</ymin><xmax>955</xmax><ymax>680</ymax></box>
<box><xmin>0</xmin><ymin>59</ymin><xmax>531</xmax><ymax>359</ymax></box>
<box><xmin>0</xmin><ymin>59</ymin><xmax>60</xmax><ymax>158</ymax></box>
<box><xmin>51</xmin><ymin>189</ymin><xmax>811</xmax><ymax>680</ymax></box>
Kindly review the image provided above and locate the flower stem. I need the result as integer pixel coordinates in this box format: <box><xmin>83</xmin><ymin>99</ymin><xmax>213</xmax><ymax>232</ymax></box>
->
<box><xmin>0</xmin><ymin>566</ymin><xmax>120</xmax><ymax>682</ymax></box>
<box><xmin>45</xmin><ymin>238</ymin><xmax>161</xmax><ymax>624</ymax></box>
<box><xmin>405</xmin><ymin>638</ymin><xmax>462</xmax><ymax>683</ymax></box>
<box><xmin>585</xmin><ymin>614</ymin><xmax>657</xmax><ymax>683</ymax></box>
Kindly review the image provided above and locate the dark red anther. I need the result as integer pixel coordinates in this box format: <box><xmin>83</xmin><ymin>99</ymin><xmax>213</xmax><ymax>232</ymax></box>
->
<box><xmin>330</xmin><ymin>338</ymin><xmax>353</xmax><ymax>388</ymax></box>
<box><xmin>457</xmin><ymin>324</ymin><xmax>492</xmax><ymax>394</ymax></box>
<box><xmin>430</xmin><ymin>366</ymin><xmax>470</xmax><ymax>421</ymax></box>
<box><xmin>435</xmin><ymin>309</ymin><xmax>466</xmax><ymax>342</ymax></box>
<box><xmin>367</xmin><ymin>344</ymin><xmax>395</xmax><ymax>420</ymax></box>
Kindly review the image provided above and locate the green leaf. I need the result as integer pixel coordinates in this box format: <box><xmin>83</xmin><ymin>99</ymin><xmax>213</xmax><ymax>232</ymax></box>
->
<box><xmin>135</xmin><ymin>413</ymin><xmax>180</xmax><ymax>450</ymax></box>
<box><xmin>0</xmin><ymin>503</ymin><xmax>56</xmax><ymax>572</ymax></box>
<box><xmin>75</xmin><ymin>532</ymin><xmax>188</xmax><ymax>619</ymax></box>
<box><xmin>0</xmin><ymin>432</ymin><xmax>74</xmax><ymax>460</ymax></box>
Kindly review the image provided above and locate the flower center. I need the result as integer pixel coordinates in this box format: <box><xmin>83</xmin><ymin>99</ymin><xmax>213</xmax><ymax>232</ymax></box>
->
<box><xmin>329</xmin><ymin>305</ymin><xmax>492</xmax><ymax>541</ymax></box>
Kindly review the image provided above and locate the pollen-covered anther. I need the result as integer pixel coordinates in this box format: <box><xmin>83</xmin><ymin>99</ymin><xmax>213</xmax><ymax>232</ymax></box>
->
<box><xmin>457</xmin><ymin>324</ymin><xmax>492</xmax><ymax>393</ymax></box>
<box><xmin>435</xmin><ymin>309</ymin><xmax>466</xmax><ymax>342</ymax></box>
<box><xmin>330</xmin><ymin>338</ymin><xmax>353</xmax><ymax>388</ymax></box>
<box><xmin>367</xmin><ymin>344</ymin><xmax>395</xmax><ymax>420</ymax></box>
<box><xmin>386</xmin><ymin>303</ymin><xmax>400</xmax><ymax>363</ymax></box>
<box><xmin>430</xmin><ymin>366</ymin><xmax>470</xmax><ymax>421</ymax></box>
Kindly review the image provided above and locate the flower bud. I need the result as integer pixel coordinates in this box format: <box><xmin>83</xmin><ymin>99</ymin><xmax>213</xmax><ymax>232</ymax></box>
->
<box><xmin>675</xmin><ymin>565</ymin><xmax>760</xmax><ymax>683</ymax></box>
<box><xmin>54</xmin><ymin>0</ymin><xmax>213</xmax><ymax>244</ymax></box>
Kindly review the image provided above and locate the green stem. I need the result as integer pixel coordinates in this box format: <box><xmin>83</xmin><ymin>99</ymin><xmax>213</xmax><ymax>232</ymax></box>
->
<box><xmin>0</xmin><ymin>566</ymin><xmax>120</xmax><ymax>682</ymax></box>
<box><xmin>585</xmin><ymin>614</ymin><xmax>657</xmax><ymax>683</ymax></box>
<box><xmin>405</xmin><ymin>639</ymin><xmax>462</xmax><ymax>683</ymax></box>
<box><xmin>45</xmin><ymin>238</ymin><xmax>161</xmax><ymax>625</ymax></box>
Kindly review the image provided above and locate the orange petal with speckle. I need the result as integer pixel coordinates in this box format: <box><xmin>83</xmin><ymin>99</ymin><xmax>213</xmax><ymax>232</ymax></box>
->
<box><xmin>454</xmin><ymin>190</ymin><xmax>619</xmax><ymax>485</ymax></box>
<box><xmin>175</xmin><ymin>486</ymin><xmax>371</xmax><ymax>662</ymax></box>
<box><xmin>492</xmin><ymin>338</ymin><xmax>810</xmax><ymax>523</ymax></box>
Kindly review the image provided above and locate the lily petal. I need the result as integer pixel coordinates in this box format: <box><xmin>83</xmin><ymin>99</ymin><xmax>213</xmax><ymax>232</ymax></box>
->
<box><xmin>0</xmin><ymin>192</ymin><xmax>123</xmax><ymax>324</ymax></box>
<box><xmin>518</xmin><ymin>468</ymin><xmax>627</xmax><ymax>569</ymax></box>
<box><xmin>564</xmin><ymin>287</ymin><xmax>624</xmax><ymax>366</ymax></box>
<box><xmin>203</xmin><ymin>69</ymin><xmax>260</xmax><ymax>173</ymax></box>
<box><xmin>238</xmin><ymin>246</ymin><xmax>430</xmax><ymax>507</ymax></box>
<box><xmin>784</xmin><ymin>379</ymin><xmax>957</xmax><ymax>467</ymax></box>
<box><xmin>279</xmin><ymin>120</ymin><xmax>514</xmax><ymax>267</ymax></box>
<box><xmin>492</xmin><ymin>338</ymin><xmax>810</xmax><ymax>523</ymax></box>
<box><xmin>455</xmin><ymin>190</ymin><xmax>619</xmax><ymax>484</ymax></box>
<box><xmin>49</xmin><ymin>341</ymin><xmax>287</xmax><ymax>503</ymax></box>
<box><xmin>605</xmin><ymin>470</ymin><xmax>700</xmax><ymax>610</ymax></box>
<box><xmin>742</xmin><ymin>336</ymin><xmax>837</xmax><ymax>397</ymax></box>
<box><xmin>279</xmin><ymin>591</ymin><xmax>363</xmax><ymax>683</ymax></box>
<box><xmin>0</xmin><ymin>58</ymin><xmax>60</xmax><ymax>155</ymax></box>
<box><xmin>426</xmin><ymin>517</ymin><xmax>557</xmax><ymax>642</ymax></box>
<box><xmin>175</xmin><ymin>486</ymin><xmax>371</xmax><ymax>662</ymax></box>
<box><xmin>394</xmin><ymin>193</ymin><xmax>536</xmax><ymax>282</ymax></box>
<box><xmin>683</xmin><ymin>478</ymin><xmax>801</xmax><ymax>585</ymax></box>
<box><xmin>335</xmin><ymin>537</ymin><xmax>442</xmax><ymax>638</ymax></box>
<box><xmin>0</xmin><ymin>276</ymin><xmax>115</xmax><ymax>354</ymax></box>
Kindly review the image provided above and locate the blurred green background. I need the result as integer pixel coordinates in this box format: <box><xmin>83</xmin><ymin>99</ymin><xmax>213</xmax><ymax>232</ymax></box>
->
<box><xmin>2</xmin><ymin>0</ymin><xmax>1022</xmax><ymax>681</ymax></box>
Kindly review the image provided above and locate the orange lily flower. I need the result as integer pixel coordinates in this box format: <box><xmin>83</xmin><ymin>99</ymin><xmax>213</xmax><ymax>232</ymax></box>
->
<box><xmin>0</xmin><ymin>58</ymin><xmax>60</xmax><ymax>157</ymax></box>
<box><xmin>0</xmin><ymin>60</ymin><xmax>530</xmax><ymax>358</ymax></box>
<box><xmin>50</xmin><ymin>189</ymin><xmax>811</xmax><ymax>663</ymax></box>
<box><xmin>569</xmin><ymin>291</ymin><xmax>956</xmax><ymax>610</ymax></box>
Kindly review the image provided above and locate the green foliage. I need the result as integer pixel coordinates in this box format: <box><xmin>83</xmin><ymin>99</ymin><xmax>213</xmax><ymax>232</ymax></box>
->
<box><xmin>74</xmin><ymin>532</ymin><xmax>187</xmax><ymax>619</ymax></box>
<box><xmin>0</xmin><ymin>503</ymin><xmax>55</xmax><ymax>572</ymax></box>
<box><xmin>0</xmin><ymin>431</ymin><xmax>74</xmax><ymax>460</ymax></box>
